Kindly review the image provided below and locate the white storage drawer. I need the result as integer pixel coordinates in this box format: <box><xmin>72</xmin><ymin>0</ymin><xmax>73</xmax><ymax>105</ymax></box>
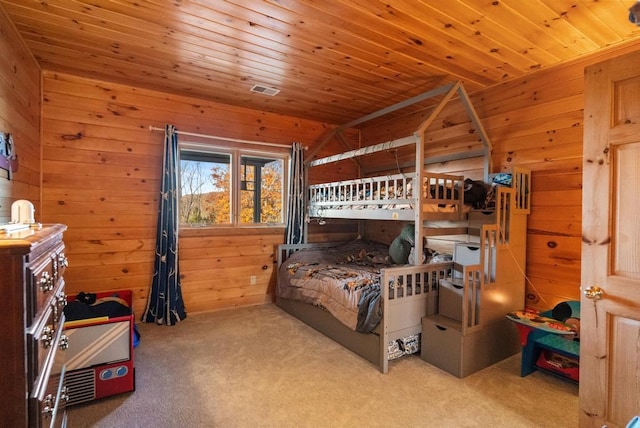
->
<box><xmin>454</xmin><ymin>243</ymin><xmax>496</xmax><ymax>282</ymax></box>
<box><xmin>454</xmin><ymin>243</ymin><xmax>481</xmax><ymax>265</ymax></box>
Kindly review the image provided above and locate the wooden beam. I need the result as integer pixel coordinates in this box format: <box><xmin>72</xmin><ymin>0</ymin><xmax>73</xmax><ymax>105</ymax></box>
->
<box><xmin>414</xmin><ymin>81</ymin><xmax>461</xmax><ymax>136</ymax></box>
<box><xmin>335</xmin><ymin>130</ymin><xmax>363</xmax><ymax>170</ymax></box>
<box><xmin>305</xmin><ymin>127</ymin><xmax>339</xmax><ymax>164</ymax></box>
<box><xmin>338</xmin><ymin>82</ymin><xmax>457</xmax><ymax>130</ymax></box>
<box><xmin>457</xmin><ymin>84</ymin><xmax>493</xmax><ymax>180</ymax></box>
<box><xmin>309</xmin><ymin>135</ymin><xmax>416</xmax><ymax>167</ymax></box>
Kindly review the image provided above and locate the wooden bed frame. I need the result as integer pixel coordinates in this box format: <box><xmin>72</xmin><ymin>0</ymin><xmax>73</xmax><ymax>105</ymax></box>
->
<box><xmin>276</xmin><ymin>81</ymin><xmax>531</xmax><ymax>375</ymax></box>
<box><xmin>276</xmin><ymin>243</ymin><xmax>481</xmax><ymax>373</ymax></box>
<box><xmin>303</xmin><ymin>81</ymin><xmax>501</xmax><ymax>264</ymax></box>
<box><xmin>308</xmin><ymin>171</ymin><xmax>465</xmax><ymax>221</ymax></box>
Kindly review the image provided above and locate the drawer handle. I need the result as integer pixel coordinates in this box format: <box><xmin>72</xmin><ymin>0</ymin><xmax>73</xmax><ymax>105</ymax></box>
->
<box><xmin>57</xmin><ymin>292</ymin><xmax>68</xmax><ymax>308</ymax></box>
<box><xmin>435</xmin><ymin>324</ymin><xmax>447</xmax><ymax>331</ymax></box>
<box><xmin>58</xmin><ymin>253</ymin><xmax>69</xmax><ymax>268</ymax></box>
<box><xmin>39</xmin><ymin>271</ymin><xmax>54</xmax><ymax>292</ymax></box>
<box><xmin>59</xmin><ymin>334</ymin><xmax>69</xmax><ymax>351</ymax></box>
<box><xmin>52</xmin><ymin>292</ymin><xmax>68</xmax><ymax>324</ymax></box>
<box><xmin>53</xmin><ymin>252</ymin><xmax>69</xmax><ymax>280</ymax></box>
<box><xmin>42</xmin><ymin>393</ymin><xmax>54</xmax><ymax>418</ymax></box>
<box><xmin>41</xmin><ymin>326</ymin><xmax>54</xmax><ymax>349</ymax></box>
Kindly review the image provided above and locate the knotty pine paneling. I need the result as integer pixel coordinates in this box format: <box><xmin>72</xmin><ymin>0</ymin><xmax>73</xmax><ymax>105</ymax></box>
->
<box><xmin>0</xmin><ymin>6</ymin><xmax>40</xmax><ymax>222</ymax></box>
<box><xmin>41</xmin><ymin>72</ymin><xmax>340</xmax><ymax>315</ymax></box>
<box><xmin>468</xmin><ymin>42</ymin><xmax>640</xmax><ymax>311</ymax></box>
<box><xmin>364</xmin><ymin>41</ymin><xmax>640</xmax><ymax>312</ymax></box>
<box><xmin>37</xmin><ymin>40</ymin><xmax>640</xmax><ymax>316</ymax></box>
<box><xmin>5</xmin><ymin>0</ymin><xmax>640</xmax><ymax>125</ymax></box>
<box><xmin>412</xmin><ymin>61</ymin><xmax>580</xmax><ymax>311</ymax></box>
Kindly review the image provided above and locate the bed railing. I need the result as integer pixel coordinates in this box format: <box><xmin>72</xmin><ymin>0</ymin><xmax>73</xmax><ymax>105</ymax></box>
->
<box><xmin>378</xmin><ymin>262</ymin><xmax>451</xmax><ymax>372</ymax></box>
<box><xmin>440</xmin><ymin>263</ymin><xmax>484</xmax><ymax>334</ymax></box>
<box><xmin>512</xmin><ymin>166</ymin><xmax>531</xmax><ymax>213</ymax></box>
<box><xmin>459</xmin><ymin>264</ymin><xmax>483</xmax><ymax>332</ymax></box>
<box><xmin>480</xmin><ymin>225</ymin><xmax>499</xmax><ymax>284</ymax></box>
<box><xmin>309</xmin><ymin>173</ymin><xmax>414</xmax><ymax>210</ymax></box>
<box><xmin>308</xmin><ymin>172</ymin><xmax>465</xmax><ymax>217</ymax></box>
<box><xmin>384</xmin><ymin>263</ymin><xmax>451</xmax><ymax>300</ymax></box>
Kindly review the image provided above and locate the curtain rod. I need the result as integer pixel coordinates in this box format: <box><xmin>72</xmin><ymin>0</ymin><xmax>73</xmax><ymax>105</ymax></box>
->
<box><xmin>148</xmin><ymin>126</ymin><xmax>298</xmax><ymax>150</ymax></box>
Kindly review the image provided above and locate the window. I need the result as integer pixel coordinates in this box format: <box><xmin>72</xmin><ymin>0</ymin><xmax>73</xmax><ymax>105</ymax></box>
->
<box><xmin>179</xmin><ymin>143</ymin><xmax>287</xmax><ymax>227</ymax></box>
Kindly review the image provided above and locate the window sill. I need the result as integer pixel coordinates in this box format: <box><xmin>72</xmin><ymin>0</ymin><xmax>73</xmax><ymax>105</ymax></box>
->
<box><xmin>179</xmin><ymin>225</ymin><xmax>285</xmax><ymax>237</ymax></box>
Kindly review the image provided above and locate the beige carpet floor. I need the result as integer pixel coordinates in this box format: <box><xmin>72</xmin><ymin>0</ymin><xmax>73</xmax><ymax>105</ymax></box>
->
<box><xmin>67</xmin><ymin>303</ymin><xmax>579</xmax><ymax>428</ymax></box>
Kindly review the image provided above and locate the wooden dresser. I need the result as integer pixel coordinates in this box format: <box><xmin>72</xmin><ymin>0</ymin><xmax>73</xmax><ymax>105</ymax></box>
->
<box><xmin>0</xmin><ymin>224</ymin><xmax>69</xmax><ymax>427</ymax></box>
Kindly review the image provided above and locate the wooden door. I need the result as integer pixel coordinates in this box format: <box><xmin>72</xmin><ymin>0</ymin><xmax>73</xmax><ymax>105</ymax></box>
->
<box><xmin>581</xmin><ymin>51</ymin><xmax>640</xmax><ymax>427</ymax></box>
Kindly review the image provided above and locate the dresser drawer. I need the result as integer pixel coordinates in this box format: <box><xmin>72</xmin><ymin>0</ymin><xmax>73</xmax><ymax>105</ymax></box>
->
<box><xmin>28</xmin><ymin>306</ymin><xmax>69</xmax><ymax>389</ymax></box>
<box><xmin>0</xmin><ymin>224</ymin><xmax>68</xmax><ymax>427</ymax></box>
<box><xmin>31</xmin><ymin>363</ymin><xmax>68</xmax><ymax>428</ymax></box>
<box><xmin>27</xmin><ymin>242</ymin><xmax>67</xmax><ymax>326</ymax></box>
<box><xmin>30</xmin><ymin>309</ymin><xmax>68</xmax><ymax>428</ymax></box>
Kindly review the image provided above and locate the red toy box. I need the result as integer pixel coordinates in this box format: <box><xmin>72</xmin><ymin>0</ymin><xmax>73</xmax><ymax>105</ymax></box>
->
<box><xmin>63</xmin><ymin>290</ymin><xmax>136</xmax><ymax>405</ymax></box>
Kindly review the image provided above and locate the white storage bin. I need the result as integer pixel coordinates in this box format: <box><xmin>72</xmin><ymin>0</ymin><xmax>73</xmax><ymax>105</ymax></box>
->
<box><xmin>454</xmin><ymin>243</ymin><xmax>496</xmax><ymax>282</ymax></box>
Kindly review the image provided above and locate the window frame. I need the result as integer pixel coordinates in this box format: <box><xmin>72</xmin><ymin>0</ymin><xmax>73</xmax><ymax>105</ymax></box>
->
<box><xmin>178</xmin><ymin>141</ymin><xmax>289</xmax><ymax>229</ymax></box>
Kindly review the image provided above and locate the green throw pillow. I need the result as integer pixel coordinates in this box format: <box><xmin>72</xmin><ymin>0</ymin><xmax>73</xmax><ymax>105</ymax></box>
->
<box><xmin>388</xmin><ymin>223</ymin><xmax>416</xmax><ymax>264</ymax></box>
<box><xmin>389</xmin><ymin>237</ymin><xmax>412</xmax><ymax>264</ymax></box>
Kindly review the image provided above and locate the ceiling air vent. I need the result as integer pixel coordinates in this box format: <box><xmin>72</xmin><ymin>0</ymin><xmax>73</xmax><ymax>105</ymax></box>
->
<box><xmin>250</xmin><ymin>84</ymin><xmax>280</xmax><ymax>96</ymax></box>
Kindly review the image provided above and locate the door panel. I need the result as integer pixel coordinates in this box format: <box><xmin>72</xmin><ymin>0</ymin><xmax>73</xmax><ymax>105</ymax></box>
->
<box><xmin>612</xmin><ymin>142</ymin><xmax>640</xmax><ymax>278</ymax></box>
<box><xmin>613</xmin><ymin>76</ymin><xmax>640</xmax><ymax>126</ymax></box>
<box><xmin>581</xmin><ymin>51</ymin><xmax>640</xmax><ymax>428</ymax></box>
<box><xmin>608</xmin><ymin>315</ymin><xmax>640</xmax><ymax>424</ymax></box>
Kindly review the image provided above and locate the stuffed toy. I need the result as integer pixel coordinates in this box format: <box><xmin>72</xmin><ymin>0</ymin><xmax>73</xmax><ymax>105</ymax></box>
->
<box><xmin>552</xmin><ymin>300</ymin><xmax>581</xmax><ymax>340</ymax></box>
<box><xmin>388</xmin><ymin>223</ymin><xmax>415</xmax><ymax>264</ymax></box>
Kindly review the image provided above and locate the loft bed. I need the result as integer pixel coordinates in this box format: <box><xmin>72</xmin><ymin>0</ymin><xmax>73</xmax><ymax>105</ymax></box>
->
<box><xmin>276</xmin><ymin>81</ymin><xmax>531</xmax><ymax>375</ymax></box>
<box><xmin>308</xmin><ymin>171</ymin><xmax>465</xmax><ymax>220</ymax></box>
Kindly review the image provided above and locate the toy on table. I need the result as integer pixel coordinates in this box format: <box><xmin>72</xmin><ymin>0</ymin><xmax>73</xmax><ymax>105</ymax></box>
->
<box><xmin>506</xmin><ymin>310</ymin><xmax>577</xmax><ymax>344</ymax></box>
<box><xmin>507</xmin><ymin>301</ymin><xmax>581</xmax><ymax>382</ymax></box>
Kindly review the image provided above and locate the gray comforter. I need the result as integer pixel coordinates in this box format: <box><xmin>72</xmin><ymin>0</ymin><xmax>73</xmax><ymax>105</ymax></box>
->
<box><xmin>277</xmin><ymin>240</ymin><xmax>391</xmax><ymax>333</ymax></box>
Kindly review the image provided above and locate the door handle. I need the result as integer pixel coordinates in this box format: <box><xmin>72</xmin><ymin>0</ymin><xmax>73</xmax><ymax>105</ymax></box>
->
<box><xmin>584</xmin><ymin>285</ymin><xmax>604</xmax><ymax>300</ymax></box>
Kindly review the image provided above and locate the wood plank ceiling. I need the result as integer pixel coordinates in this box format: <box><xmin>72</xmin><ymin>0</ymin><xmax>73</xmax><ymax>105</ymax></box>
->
<box><xmin>2</xmin><ymin>0</ymin><xmax>640</xmax><ymax>125</ymax></box>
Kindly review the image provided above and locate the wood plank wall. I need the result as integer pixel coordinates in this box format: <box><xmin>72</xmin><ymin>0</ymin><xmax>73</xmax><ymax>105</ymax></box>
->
<box><xmin>472</xmin><ymin>41</ymin><xmax>640</xmax><ymax>311</ymax></box>
<box><xmin>362</xmin><ymin>41</ymin><xmax>640</xmax><ymax>312</ymax></box>
<box><xmin>40</xmin><ymin>72</ymin><xmax>338</xmax><ymax>315</ymax></box>
<box><xmin>0</xmin><ymin>6</ymin><xmax>41</xmax><ymax>222</ymax></box>
<box><xmin>22</xmin><ymin>29</ymin><xmax>640</xmax><ymax>316</ymax></box>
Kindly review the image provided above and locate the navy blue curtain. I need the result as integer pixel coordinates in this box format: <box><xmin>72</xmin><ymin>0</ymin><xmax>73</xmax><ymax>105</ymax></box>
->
<box><xmin>142</xmin><ymin>124</ymin><xmax>187</xmax><ymax>325</ymax></box>
<box><xmin>285</xmin><ymin>142</ymin><xmax>305</xmax><ymax>245</ymax></box>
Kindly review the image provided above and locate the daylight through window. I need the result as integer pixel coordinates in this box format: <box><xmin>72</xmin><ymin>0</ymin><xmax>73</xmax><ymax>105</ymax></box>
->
<box><xmin>179</xmin><ymin>144</ymin><xmax>287</xmax><ymax>227</ymax></box>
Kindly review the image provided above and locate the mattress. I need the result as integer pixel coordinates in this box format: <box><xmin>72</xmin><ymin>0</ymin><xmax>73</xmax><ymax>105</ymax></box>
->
<box><xmin>277</xmin><ymin>239</ymin><xmax>391</xmax><ymax>332</ymax></box>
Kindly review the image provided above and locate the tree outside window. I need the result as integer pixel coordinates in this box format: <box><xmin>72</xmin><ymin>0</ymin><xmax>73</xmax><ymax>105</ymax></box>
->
<box><xmin>179</xmin><ymin>146</ymin><xmax>286</xmax><ymax>227</ymax></box>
